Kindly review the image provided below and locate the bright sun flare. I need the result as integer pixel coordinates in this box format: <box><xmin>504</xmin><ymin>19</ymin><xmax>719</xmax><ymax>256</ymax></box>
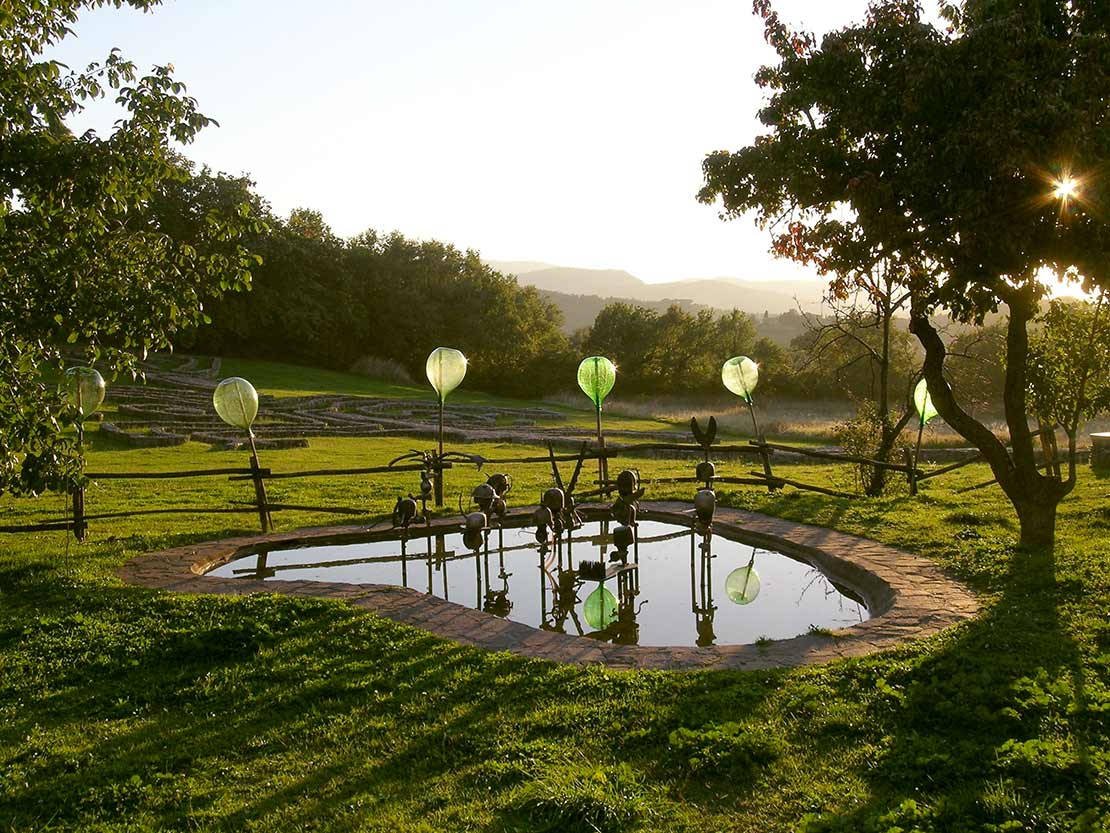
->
<box><xmin>1053</xmin><ymin>177</ymin><xmax>1081</xmax><ymax>201</ymax></box>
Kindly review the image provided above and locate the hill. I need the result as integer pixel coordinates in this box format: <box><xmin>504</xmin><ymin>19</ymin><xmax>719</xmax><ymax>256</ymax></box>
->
<box><xmin>486</xmin><ymin>260</ymin><xmax>825</xmax><ymax>316</ymax></box>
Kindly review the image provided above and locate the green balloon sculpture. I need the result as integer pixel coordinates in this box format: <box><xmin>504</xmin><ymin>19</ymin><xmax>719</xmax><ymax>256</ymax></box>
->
<box><xmin>213</xmin><ymin>377</ymin><xmax>259</xmax><ymax>434</ymax></box>
<box><xmin>577</xmin><ymin>356</ymin><xmax>616</xmax><ymax>410</ymax></box>
<box><xmin>63</xmin><ymin>367</ymin><xmax>105</xmax><ymax>417</ymax></box>
<box><xmin>721</xmin><ymin>355</ymin><xmax>759</xmax><ymax>403</ymax></box>
<box><xmin>578</xmin><ymin>356</ymin><xmax>617</xmax><ymax>482</ymax></box>
<box><xmin>913</xmin><ymin>378</ymin><xmax>939</xmax><ymax>426</ymax></box>
<box><xmin>909</xmin><ymin>377</ymin><xmax>939</xmax><ymax>496</ymax></box>
<box><xmin>426</xmin><ymin>347</ymin><xmax>468</xmax><ymax>403</ymax></box>
<box><xmin>725</xmin><ymin>565</ymin><xmax>761</xmax><ymax>605</ymax></box>
<box><xmin>583</xmin><ymin>584</ymin><xmax>618</xmax><ymax>630</ymax></box>
<box><xmin>213</xmin><ymin>376</ymin><xmax>271</xmax><ymax>531</ymax></box>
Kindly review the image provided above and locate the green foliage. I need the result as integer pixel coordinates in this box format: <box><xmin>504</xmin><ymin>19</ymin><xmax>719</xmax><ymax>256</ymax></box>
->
<box><xmin>510</xmin><ymin>762</ymin><xmax>650</xmax><ymax>833</ymax></box>
<box><xmin>791</xmin><ymin>313</ymin><xmax>918</xmax><ymax>403</ymax></box>
<box><xmin>698</xmin><ymin>0</ymin><xmax>1110</xmax><ymax>547</ymax></box>
<box><xmin>835</xmin><ymin>400</ymin><xmax>911</xmax><ymax>495</ymax></box>
<box><xmin>947</xmin><ymin>322</ymin><xmax>1007</xmax><ymax>416</ymax></box>
<box><xmin>580</xmin><ymin>302</ymin><xmax>790</xmax><ymax>395</ymax></box>
<box><xmin>184</xmin><ymin>212</ymin><xmax>573</xmax><ymax>399</ymax></box>
<box><xmin>0</xmin><ymin>1</ymin><xmax>261</xmax><ymax>495</ymax></box>
<box><xmin>1028</xmin><ymin>297</ymin><xmax>1110</xmax><ymax>436</ymax></box>
<box><xmin>667</xmin><ymin>722</ymin><xmax>784</xmax><ymax>777</ymax></box>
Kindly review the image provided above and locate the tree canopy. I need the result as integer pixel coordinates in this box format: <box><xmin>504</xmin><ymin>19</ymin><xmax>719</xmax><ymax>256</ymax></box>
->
<box><xmin>1</xmin><ymin>0</ymin><xmax>262</xmax><ymax>494</ymax></box>
<box><xmin>700</xmin><ymin>0</ymin><xmax>1110</xmax><ymax>547</ymax></box>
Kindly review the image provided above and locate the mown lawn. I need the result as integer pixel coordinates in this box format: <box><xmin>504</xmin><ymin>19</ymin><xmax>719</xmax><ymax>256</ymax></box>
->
<box><xmin>1</xmin><ymin>431</ymin><xmax>1108</xmax><ymax>832</ymax></box>
<box><xmin>214</xmin><ymin>356</ymin><xmax>682</xmax><ymax>436</ymax></box>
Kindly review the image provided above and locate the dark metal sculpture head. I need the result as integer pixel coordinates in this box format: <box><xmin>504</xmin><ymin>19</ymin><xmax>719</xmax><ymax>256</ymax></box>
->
<box><xmin>487</xmin><ymin>473</ymin><xmax>512</xmax><ymax>497</ymax></box>
<box><xmin>542</xmin><ymin>487</ymin><xmax>565</xmax><ymax>514</ymax></box>
<box><xmin>392</xmin><ymin>495</ymin><xmax>418</xmax><ymax>528</ymax></box>
<box><xmin>696</xmin><ymin>460</ymin><xmax>716</xmax><ymax>485</ymax></box>
<box><xmin>611</xmin><ymin>499</ymin><xmax>637</xmax><ymax>527</ymax></box>
<box><xmin>532</xmin><ymin>504</ymin><xmax>553</xmax><ymax>543</ymax></box>
<box><xmin>694</xmin><ymin>488</ymin><xmax>716</xmax><ymax>527</ymax></box>
<box><xmin>610</xmin><ymin>524</ymin><xmax>634</xmax><ymax>563</ymax></box>
<box><xmin>616</xmin><ymin>469</ymin><xmax>639</xmax><ymax>497</ymax></box>
<box><xmin>472</xmin><ymin>482</ymin><xmax>496</xmax><ymax>513</ymax></box>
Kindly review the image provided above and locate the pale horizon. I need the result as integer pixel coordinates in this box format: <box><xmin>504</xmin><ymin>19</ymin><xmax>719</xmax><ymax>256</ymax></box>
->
<box><xmin>53</xmin><ymin>0</ymin><xmax>880</xmax><ymax>286</ymax></box>
<box><xmin>50</xmin><ymin>0</ymin><xmax>1091</xmax><ymax>300</ymax></box>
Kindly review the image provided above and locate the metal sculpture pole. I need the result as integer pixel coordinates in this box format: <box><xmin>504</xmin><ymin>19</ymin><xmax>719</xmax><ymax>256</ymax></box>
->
<box><xmin>911</xmin><ymin>377</ymin><xmax>939</xmax><ymax>498</ymax></box>
<box><xmin>577</xmin><ymin>356</ymin><xmax>616</xmax><ymax>488</ymax></box>
<box><xmin>722</xmin><ymin>356</ymin><xmax>774</xmax><ymax>491</ymax></box>
<box><xmin>426</xmin><ymin>347</ymin><xmax>468</xmax><ymax>508</ymax></box>
<box><xmin>213</xmin><ymin>377</ymin><xmax>270</xmax><ymax>531</ymax></box>
<box><xmin>63</xmin><ymin>367</ymin><xmax>104</xmax><ymax>542</ymax></box>
<box><xmin>436</xmin><ymin>391</ymin><xmax>445</xmax><ymax>507</ymax></box>
<box><xmin>247</xmin><ymin>432</ymin><xmax>273</xmax><ymax>532</ymax></box>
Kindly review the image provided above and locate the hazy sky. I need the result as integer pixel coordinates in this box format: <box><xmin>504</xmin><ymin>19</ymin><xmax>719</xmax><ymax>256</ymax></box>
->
<box><xmin>57</xmin><ymin>0</ymin><xmax>877</xmax><ymax>284</ymax></box>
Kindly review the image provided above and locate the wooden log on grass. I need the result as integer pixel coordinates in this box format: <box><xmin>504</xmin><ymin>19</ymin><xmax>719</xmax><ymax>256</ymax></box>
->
<box><xmin>748</xmin><ymin>471</ymin><xmax>855</xmax><ymax>500</ymax></box>
<box><xmin>750</xmin><ymin>440</ymin><xmax>914</xmax><ymax>473</ymax></box>
<box><xmin>87</xmin><ymin>467</ymin><xmax>261</xmax><ymax>480</ymax></box>
<box><xmin>913</xmin><ymin>453</ymin><xmax>984</xmax><ymax>482</ymax></box>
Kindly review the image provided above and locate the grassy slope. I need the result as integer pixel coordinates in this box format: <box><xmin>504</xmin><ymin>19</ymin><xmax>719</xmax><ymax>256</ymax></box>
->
<box><xmin>216</xmin><ymin>357</ymin><xmax>681</xmax><ymax>436</ymax></box>
<box><xmin>1</xmin><ymin>433</ymin><xmax>1109</xmax><ymax>830</ymax></box>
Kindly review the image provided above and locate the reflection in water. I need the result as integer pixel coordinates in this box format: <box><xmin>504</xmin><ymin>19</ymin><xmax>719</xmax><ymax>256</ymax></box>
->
<box><xmin>219</xmin><ymin>519</ymin><xmax>868</xmax><ymax>648</ymax></box>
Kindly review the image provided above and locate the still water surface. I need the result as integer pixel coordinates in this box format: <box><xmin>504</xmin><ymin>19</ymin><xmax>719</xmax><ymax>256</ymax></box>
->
<box><xmin>209</xmin><ymin>520</ymin><xmax>868</xmax><ymax>647</ymax></box>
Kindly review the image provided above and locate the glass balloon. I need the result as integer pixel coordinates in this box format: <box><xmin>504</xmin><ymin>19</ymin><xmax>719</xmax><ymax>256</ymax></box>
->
<box><xmin>63</xmin><ymin>367</ymin><xmax>105</xmax><ymax>417</ymax></box>
<box><xmin>914</xmin><ymin>378</ymin><xmax>939</xmax><ymax>426</ymax></box>
<box><xmin>721</xmin><ymin>356</ymin><xmax>759</xmax><ymax>402</ymax></box>
<box><xmin>583</xmin><ymin>584</ymin><xmax>618</xmax><ymax>630</ymax></box>
<box><xmin>426</xmin><ymin>347</ymin><xmax>467</xmax><ymax>402</ymax></box>
<box><xmin>213</xmin><ymin>377</ymin><xmax>259</xmax><ymax>431</ymax></box>
<box><xmin>725</xmin><ymin>565</ymin><xmax>761</xmax><ymax>605</ymax></box>
<box><xmin>577</xmin><ymin>356</ymin><xmax>616</xmax><ymax>410</ymax></box>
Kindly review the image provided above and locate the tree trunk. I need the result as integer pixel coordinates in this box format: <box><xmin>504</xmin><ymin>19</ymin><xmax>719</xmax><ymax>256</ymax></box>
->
<box><xmin>1015</xmin><ymin>496</ymin><xmax>1058</xmax><ymax>552</ymax></box>
<box><xmin>909</xmin><ymin>289</ymin><xmax>1072</xmax><ymax>551</ymax></box>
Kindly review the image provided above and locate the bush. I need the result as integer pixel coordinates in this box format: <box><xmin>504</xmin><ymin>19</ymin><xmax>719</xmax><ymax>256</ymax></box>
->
<box><xmin>347</xmin><ymin>355</ymin><xmax>414</xmax><ymax>385</ymax></box>
<box><xmin>834</xmin><ymin>401</ymin><xmax>913</xmax><ymax>495</ymax></box>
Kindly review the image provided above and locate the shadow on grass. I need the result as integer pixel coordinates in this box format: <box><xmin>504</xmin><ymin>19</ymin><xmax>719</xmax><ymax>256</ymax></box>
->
<box><xmin>792</xmin><ymin>540</ymin><xmax>1105</xmax><ymax>830</ymax></box>
<box><xmin>0</xmin><ymin>553</ymin><xmax>784</xmax><ymax>832</ymax></box>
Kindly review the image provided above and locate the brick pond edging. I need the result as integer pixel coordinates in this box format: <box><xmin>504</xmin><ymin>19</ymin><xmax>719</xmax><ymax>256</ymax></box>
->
<box><xmin>116</xmin><ymin>501</ymin><xmax>979</xmax><ymax>671</ymax></box>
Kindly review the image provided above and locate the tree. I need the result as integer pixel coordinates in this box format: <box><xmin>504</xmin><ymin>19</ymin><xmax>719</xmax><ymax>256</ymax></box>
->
<box><xmin>1</xmin><ymin>0</ymin><xmax>261</xmax><ymax>494</ymax></box>
<box><xmin>945</xmin><ymin>320</ymin><xmax>1007</xmax><ymax>417</ymax></box>
<box><xmin>1028</xmin><ymin>295</ymin><xmax>1110</xmax><ymax>476</ymax></box>
<box><xmin>699</xmin><ymin>0</ymin><xmax>1110</xmax><ymax>548</ymax></box>
<box><xmin>791</xmin><ymin>264</ymin><xmax>920</xmax><ymax>495</ymax></box>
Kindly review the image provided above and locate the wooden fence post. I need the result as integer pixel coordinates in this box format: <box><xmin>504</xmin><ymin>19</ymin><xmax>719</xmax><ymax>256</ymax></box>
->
<box><xmin>72</xmin><ymin>483</ymin><xmax>87</xmax><ymax>541</ymax></box>
<box><xmin>903</xmin><ymin>448</ymin><xmax>917</xmax><ymax>496</ymax></box>
<box><xmin>247</xmin><ymin>436</ymin><xmax>272</xmax><ymax>532</ymax></box>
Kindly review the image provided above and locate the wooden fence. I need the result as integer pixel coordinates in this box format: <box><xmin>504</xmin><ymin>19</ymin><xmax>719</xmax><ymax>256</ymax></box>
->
<box><xmin>1</xmin><ymin>429</ymin><xmax>1032</xmax><ymax>540</ymax></box>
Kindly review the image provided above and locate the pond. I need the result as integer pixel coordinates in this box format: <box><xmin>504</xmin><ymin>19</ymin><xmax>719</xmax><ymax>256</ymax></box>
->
<box><xmin>208</xmin><ymin>517</ymin><xmax>868</xmax><ymax>648</ymax></box>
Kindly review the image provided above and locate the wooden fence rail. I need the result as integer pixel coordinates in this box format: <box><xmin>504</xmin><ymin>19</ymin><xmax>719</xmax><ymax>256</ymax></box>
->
<box><xmin>3</xmin><ymin>431</ymin><xmax>1008</xmax><ymax>539</ymax></box>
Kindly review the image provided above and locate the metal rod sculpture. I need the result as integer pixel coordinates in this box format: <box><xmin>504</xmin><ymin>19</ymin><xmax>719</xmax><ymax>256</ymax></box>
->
<box><xmin>577</xmin><ymin>356</ymin><xmax>616</xmax><ymax>487</ymax></box>
<box><xmin>722</xmin><ymin>356</ymin><xmax>776</xmax><ymax>491</ymax></box>
<box><xmin>63</xmin><ymin>367</ymin><xmax>105</xmax><ymax>541</ymax></box>
<box><xmin>213</xmin><ymin>376</ymin><xmax>272</xmax><ymax>531</ymax></box>
<box><xmin>425</xmin><ymin>347</ymin><xmax>468</xmax><ymax>506</ymax></box>
<box><xmin>911</xmin><ymin>377</ymin><xmax>939</xmax><ymax>496</ymax></box>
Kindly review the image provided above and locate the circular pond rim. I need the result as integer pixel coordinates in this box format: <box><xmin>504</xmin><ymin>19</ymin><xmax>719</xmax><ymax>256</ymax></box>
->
<box><xmin>117</xmin><ymin>500</ymin><xmax>979</xmax><ymax>671</ymax></box>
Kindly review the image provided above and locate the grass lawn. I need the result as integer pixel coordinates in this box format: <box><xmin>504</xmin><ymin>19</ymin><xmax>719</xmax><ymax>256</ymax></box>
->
<box><xmin>214</xmin><ymin>357</ymin><xmax>680</xmax><ymax>437</ymax></box>
<box><xmin>1</xmin><ymin>430</ymin><xmax>1109</xmax><ymax>831</ymax></box>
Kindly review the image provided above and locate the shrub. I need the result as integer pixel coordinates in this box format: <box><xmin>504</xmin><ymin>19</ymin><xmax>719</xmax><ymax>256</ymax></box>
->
<box><xmin>347</xmin><ymin>355</ymin><xmax>414</xmax><ymax>385</ymax></box>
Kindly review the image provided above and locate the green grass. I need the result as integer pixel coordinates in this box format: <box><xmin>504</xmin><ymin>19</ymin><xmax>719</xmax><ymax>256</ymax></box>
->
<box><xmin>2</xmin><ymin>431</ymin><xmax>1109</xmax><ymax>831</ymax></box>
<box><xmin>215</xmin><ymin>356</ymin><xmax>681</xmax><ymax>436</ymax></box>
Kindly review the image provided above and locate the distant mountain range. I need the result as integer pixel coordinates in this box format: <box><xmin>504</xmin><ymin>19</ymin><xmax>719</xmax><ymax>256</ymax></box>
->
<box><xmin>486</xmin><ymin>261</ymin><xmax>826</xmax><ymax>320</ymax></box>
